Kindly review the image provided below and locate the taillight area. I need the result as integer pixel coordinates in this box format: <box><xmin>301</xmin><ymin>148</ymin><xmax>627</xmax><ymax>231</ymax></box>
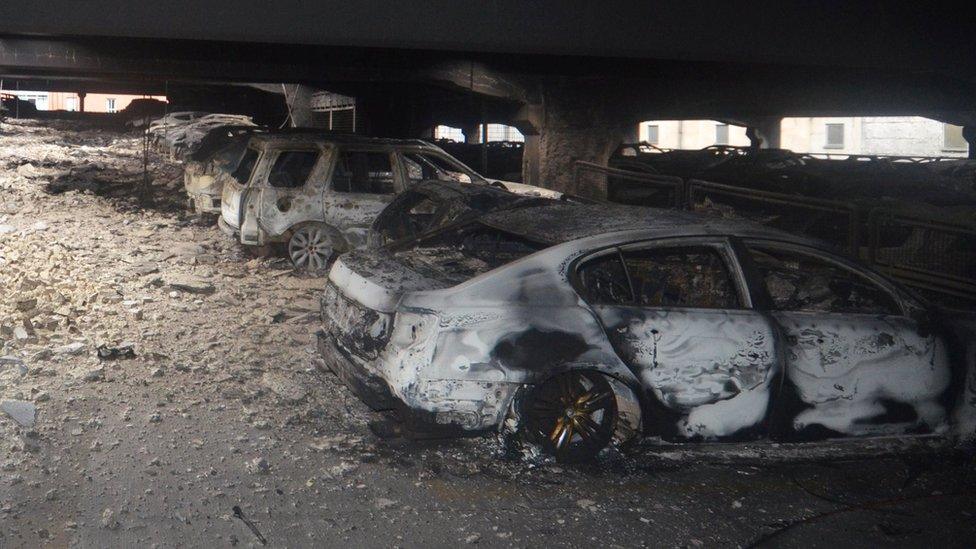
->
<box><xmin>321</xmin><ymin>283</ymin><xmax>392</xmax><ymax>360</ymax></box>
<box><xmin>389</xmin><ymin>310</ymin><xmax>439</xmax><ymax>349</ymax></box>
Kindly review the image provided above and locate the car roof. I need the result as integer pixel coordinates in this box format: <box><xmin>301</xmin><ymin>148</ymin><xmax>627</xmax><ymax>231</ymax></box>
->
<box><xmin>249</xmin><ymin>131</ymin><xmax>437</xmax><ymax>150</ymax></box>
<box><xmin>478</xmin><ymin>202</ymin><xmax>825</xmax><ymax>247</ymax></box>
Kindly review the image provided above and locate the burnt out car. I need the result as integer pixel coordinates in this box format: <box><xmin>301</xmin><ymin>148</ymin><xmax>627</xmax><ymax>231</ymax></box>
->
<box><xmin>318</xmin><ymin>203</ymin><xmax>976</xmax><ymax>461</ymax></box>
<box><xmin>367</xmin><ymin>180</ymin><xmax>558</xmax><ymax>248</ymax></box>
<box><xmin>219</xmin><ymin>133</ymin><xmax>559</xmax><ymax>269</ymax></box>
<box><xmin>183</xmin><ymin>129</ymin><xmax>264</xmax><ymax>214</ymax></box>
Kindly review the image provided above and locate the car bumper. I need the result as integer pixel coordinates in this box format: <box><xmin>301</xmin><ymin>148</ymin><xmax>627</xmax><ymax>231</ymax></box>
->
<box><xmin>315</xmin><ymin>330</ymin><xmax>484</xmax><ymax>436</ymax></box>
<box><xmin>316</xmin><ymin>330</ymin><xmax>396</xmax><ymax>411</ymax></box>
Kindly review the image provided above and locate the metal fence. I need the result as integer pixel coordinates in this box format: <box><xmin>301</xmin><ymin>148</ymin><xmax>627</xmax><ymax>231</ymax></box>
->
<box><xmin>576</xmin><ymin>161</ymin><xmax>685</xmax><ymax>207</ymax></box>
<box><xmin>686</xmin><ymin>179</ymin><xmax>861</xmax><ymax>254</ymax></box>
<box><xmin>579</xmin><ymin>160</ymin><xmax>976</xmax><ymax>303</ymax></box>
<box><xmin>866</xmin><ymin>209</ymin><xmax>976</xmax><ymax>301</ymax></box>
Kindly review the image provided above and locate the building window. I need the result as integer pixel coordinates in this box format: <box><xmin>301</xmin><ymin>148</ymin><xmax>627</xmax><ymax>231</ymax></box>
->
<box><xmin>105</xmin><ymin>98</ymin><xmax>117</xmax><ymax>113</ymax></box>
<box><xmin>645</xmin><ymin>124</ymin><xmax>660</xmax><ymax>145</ymax></box>
<box><xmin>64</xmin><ymin>97</ymin><xmax>78</xmax><ymax>112</ymax></box>
<box><xmin>715</xmin><ymin>124</ymin><xmax>729</xmax><ymax>145</ymax></box>
<box><xmin>434</xmin><ymin>125</ymin><xmax>464</xmax><ymax>142</ymax></box>
<box><xmin>825</xmin><ymin>123</ymin><xmax>845</xmax><ymax>148</ymax></box>
<box><xmin>481</xmin><ymin>124</ymin><xmax>524</xmax><ymax>143</ymax></box>
<box><xmin>943</xmin><ymin>123</ymin><xmax>968</xmax><ymax>151</ymax></box>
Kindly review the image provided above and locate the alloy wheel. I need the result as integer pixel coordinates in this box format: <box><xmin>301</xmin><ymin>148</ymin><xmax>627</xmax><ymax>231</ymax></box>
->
<box><xmin>525</xmin><ymin>371</ymin><xmax>618</xmax><ymax>462</ymax></box>
<box><xmin>288</xmin><ymin>226</ymin><xmax>333</xmax><ymax>271</ymax></box>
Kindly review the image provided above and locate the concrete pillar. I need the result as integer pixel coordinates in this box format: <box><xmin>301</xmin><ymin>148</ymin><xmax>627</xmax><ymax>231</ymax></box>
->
<box><xmin>282</xmin><ymin>84</ymin><xmax>329</xmax><ymax>128</ymax></box>
<box><xmin>963</xmin><ymin>126</ymin><xmax>976</xmax><ymax>160</ymax></box>
<box><xmin>518</xmin><ymin>91</ymin><xmax>629</xmax><ymax>198</ymax></box>
<box><xmin>462</xmin><ymin>124</ymin><xmax>482</xmax><ymax>144</ymax></box>
<box><xmin>78</xmin><ymin>92</ymin><xmax>86</xmax><ymax>113</ymax></box>
<box><xmin>747</xmin><ymin>117</ymin><xmax>782</xmax><ymax>149</ymax></box>
<box><xmin>623</xmin><ymin>123</ymin><xmax>640</xmax><ymax>144</ymax></box>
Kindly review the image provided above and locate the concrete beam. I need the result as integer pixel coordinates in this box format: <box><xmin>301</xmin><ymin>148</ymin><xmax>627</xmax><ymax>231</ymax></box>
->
<box><xmin>2</xmin><ymin>2</ymin><xmax>975</xmax><ymax>80</ymax></box>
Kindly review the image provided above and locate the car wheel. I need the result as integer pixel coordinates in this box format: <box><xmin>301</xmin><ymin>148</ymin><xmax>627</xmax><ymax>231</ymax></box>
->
<box><xmin>288</xmin><ymin>225</ymin><xmax>334</xmax><ymax>271</ymax></box>
<box><xmin>523</xmin><ymin>371</ymin><xmax>618</xmax><ymax>462</ymax></box>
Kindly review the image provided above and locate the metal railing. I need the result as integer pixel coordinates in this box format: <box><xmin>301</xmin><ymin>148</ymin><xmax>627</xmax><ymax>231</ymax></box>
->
<box><xmin>686</xmin><ymin>179</ymin><xmax>862</xmax><ymax>254</ymax></box>
<box><xmin>576</xmin><ymin>161</ymin><xmax>685</xmax><ymax>207</ymax></box>
<box><xmin>579</xmin><ymin>160</ymin><xmax>976</xmax><ymax>303</ymax></box>
<box><xmin>866</xmin><ymin>209</ymin><xmax>976</xmax><ymax>300</ymax></box>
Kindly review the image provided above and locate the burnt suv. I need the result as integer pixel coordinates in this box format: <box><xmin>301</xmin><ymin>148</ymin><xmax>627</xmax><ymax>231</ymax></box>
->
<box><xmin>218</xmin><ymin>133</ymin><xmax>558</xmax><ymax>269</ymax></box>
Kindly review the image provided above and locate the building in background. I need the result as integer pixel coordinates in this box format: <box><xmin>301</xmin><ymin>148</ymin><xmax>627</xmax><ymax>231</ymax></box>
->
<box><xmin>2</xmin><ymin>91</ymin><xmax>166</xmax><ymax>113</ymax></box>
<box><xmin>639</xmin><ymin>116</ymin><xmax>969</xmax><ymax>157</ymax></box>
<box><xmin>434</xmin><ymin>123</ymin><xmax>524</xmax><ymax>143</ymax></box>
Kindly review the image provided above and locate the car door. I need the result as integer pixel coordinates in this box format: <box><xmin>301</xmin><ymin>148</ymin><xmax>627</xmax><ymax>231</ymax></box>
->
<box><xmin>220</xmin><ymin>146</ymin><xmax>260</xmax><ymax>229</ymax></box>
<box><xmin>742</xmin><ymin>239</ymin><xmax>953</xmax><ymax>439</ymax></box>
<box><xmin>254</xmin><ymin>147</ymin><xmax>327</xmax><ymax>240</ymax></box>
<box><xmin>323</xmin><ymin>148</ymin><xmax>399</xmax><ymax>249</ymax></box>
<box><xmin>575</xmin><ymin>238</ymin><xmax>780</xmax><ymax>440</ymax></box>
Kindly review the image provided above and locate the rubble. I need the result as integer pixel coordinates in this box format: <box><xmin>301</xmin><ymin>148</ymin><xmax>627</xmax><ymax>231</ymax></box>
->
<box><xmin>1</xmin><ymin>118</ymin><xmax>973</xmax><ymax>548</ymax></box>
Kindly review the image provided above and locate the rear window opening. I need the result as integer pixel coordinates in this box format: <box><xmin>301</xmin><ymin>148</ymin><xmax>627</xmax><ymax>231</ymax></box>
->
<box><xmin>232</xmin><ymin>148</ymin><xmax>260</xmax><ymax>184</ymax></box>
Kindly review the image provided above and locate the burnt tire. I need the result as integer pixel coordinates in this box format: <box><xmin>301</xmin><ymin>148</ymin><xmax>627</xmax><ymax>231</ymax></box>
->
<box><xmin>287</xmin><ymin>225</ymin><xmax>335</xmax><ymax>271</ymax></box>
<box><xmin>522</xmin><ymin>371</ymin><xmax>619</xmax><ymax>463</ymax></box>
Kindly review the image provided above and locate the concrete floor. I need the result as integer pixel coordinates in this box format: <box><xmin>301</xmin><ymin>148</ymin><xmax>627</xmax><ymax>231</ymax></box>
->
<box><xmin>1</xmin><ymin>119</ymin><xmax>975</xmax><ymax>548</ymax></box>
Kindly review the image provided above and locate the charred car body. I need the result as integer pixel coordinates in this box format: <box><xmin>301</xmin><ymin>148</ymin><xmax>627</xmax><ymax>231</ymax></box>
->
<box><xmin>183</xmin><ymin>128</ymin><xmax>265</xmax><ymax>214</ymax></box>
<box><xmin>319</xmin><ymin>202</ymin><xmax>976</xmax><ymax>461</ymax></box>
<box><xmin>218</xmin><ymin>133</ymin><xmax>558</xmax><ymax>269</ymax></box>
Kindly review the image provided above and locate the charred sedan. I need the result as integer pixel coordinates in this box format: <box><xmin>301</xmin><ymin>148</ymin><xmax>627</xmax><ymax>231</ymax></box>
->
<box><xmin>318</xmin><ymin>203</ymin><xmax>976</xmax><ymax>461</ymax></box>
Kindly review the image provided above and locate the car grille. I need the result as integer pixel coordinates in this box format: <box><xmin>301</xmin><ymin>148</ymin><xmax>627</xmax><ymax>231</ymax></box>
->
<box><xmin>321</xmin><ymin>283</ymin><xmax>392</xmax><ymax>360</ymax></box>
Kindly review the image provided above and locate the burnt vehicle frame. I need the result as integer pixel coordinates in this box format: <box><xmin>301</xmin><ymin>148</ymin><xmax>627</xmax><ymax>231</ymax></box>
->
<box><xmin>317</xmin><ymin>203</ymin><xmax>976</xmax><ymax>461</ymax></box>
<box><xmin>218</xmin><ymin>133</ymin><xmax>558</xmax><ymax>269</ymax></box>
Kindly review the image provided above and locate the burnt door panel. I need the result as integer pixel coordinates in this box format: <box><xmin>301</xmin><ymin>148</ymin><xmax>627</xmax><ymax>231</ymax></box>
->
<box><xmin>746</xmin><ymin>242</ymin><xmax>953</xmax><ymax>438</ymax></box>
<box><xmin>256</xmin><ymin>149</ymin><xmax>324</xmax><ymax>238</ymax></box>
<box><xmin>773</xmin><ymin>312</ymin><xmax>951</xmax><ymax>437</ymax></box>
<box><xmin>324</xmin><ymin>150</ymin><xmax>398</xmax><ymax>248</ymax></box>
<box><xmin>577</xmin><ymin>242</ymin><xmax>779</xmax><ymax>440</ymax></box>
<box><xmin>594</xmin><ymin>306</ymin><xmax>778</xmax><ymax>440</ymax></box>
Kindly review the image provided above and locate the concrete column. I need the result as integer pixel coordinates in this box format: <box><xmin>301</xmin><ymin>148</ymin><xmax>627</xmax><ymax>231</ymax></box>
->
<box><xmin>622</xmin><ymin>123</ymin><xmax>640</xmax><ymax>144</ymax></box>
<box><xmin>78</xmin><ymin>92</ymin><xmax>87</xmax><ymax>113</ymax></box>
<box><xmin>282</xmin><ymin>84</ymin><xmax>329</xmax><ymax>128</ymax></box>
<box><xmin>963</xmin><ymin>126</ymin><xmax>976</xmax><ymax>160</ymax></box>
<box><xmin>462</xmin><ymin>124</ymin><xmax>482</xmax><ymax>144</ymax></box>
<box><xmin>747</xmin><ymin>117</ymin><xmax>782</xmax><ymax>149</ymax></box>
<box><xmin>518</xmin><ymin>90</ymin><xmax>629</xmax><ymax>198</ymax></box>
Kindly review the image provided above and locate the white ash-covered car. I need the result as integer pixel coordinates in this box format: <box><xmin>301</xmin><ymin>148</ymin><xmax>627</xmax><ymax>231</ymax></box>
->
<box><xmin>183</xmin><ymin>129</ymin><xmax>265</xmax><ymax>214</ymax></box>
<box><xmin>147</xmin><ymin>111</ymin><xmax>207</xmax><ymax>143</ymax></box>
<box><xmin>318</xmin><ymin>203</ymin><xmax>976</xmax><ymax>461</ymax></box>
<box><xmin>218</xmin><ymin>133</ymin><xmax>560</xmax><ymax>269</ymax></box>
<box><xmin>167</xmin><ymin>114</ymin><xmax>258</xmax><ymax>160</ymax></box>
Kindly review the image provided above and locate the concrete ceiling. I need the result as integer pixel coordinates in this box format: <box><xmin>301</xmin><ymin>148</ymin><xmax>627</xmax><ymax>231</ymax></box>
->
<box><xmin>0</xmin><ymin>2</ymin><xmax>972</xmax><ymax>78</ymax></box>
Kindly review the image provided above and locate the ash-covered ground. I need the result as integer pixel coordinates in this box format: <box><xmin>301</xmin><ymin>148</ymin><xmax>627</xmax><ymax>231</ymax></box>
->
<box><xmin>1</xmin><ymin>119</ymin><xmax>974</xmax><ymax>548</ymax></box>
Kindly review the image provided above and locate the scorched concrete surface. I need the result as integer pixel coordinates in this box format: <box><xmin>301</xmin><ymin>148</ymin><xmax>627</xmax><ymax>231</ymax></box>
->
<box><xmin>1</xmin><ymin>119</ymin><xmax>975</xmax><ymax>548</ymax></box>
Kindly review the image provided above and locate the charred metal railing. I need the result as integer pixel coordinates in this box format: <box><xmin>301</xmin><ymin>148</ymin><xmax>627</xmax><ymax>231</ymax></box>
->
<box><xmin>576</xmin><ymin>161</ymin><xmax>685</xmax><ymax>207</ymax></box>
<box><xmin>577</xmin><ymin>160</ymin><xmax>976</xmax><ymax>303</ymax></box>
<box><xmin>866</xmin><ymin>209</ymin><xmax>976</xmax><ymax>301</ymax></box>
<box><xmin>685</xmin><ymin>179</ymin><xmax>862</xmax><ymax>254</ymax></box>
